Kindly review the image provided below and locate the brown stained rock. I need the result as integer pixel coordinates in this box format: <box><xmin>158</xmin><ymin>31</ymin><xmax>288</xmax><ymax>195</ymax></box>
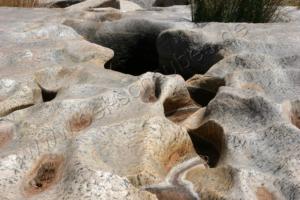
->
<box><xmin>163</xmin><ymin>93</ymin><xmax>199</xmax><ymax>124</ymax></box>
<box><xmin>256</xmin><ymin>187</ymin><xmax>274</xmax><ymax>200</ymax></box>
<box><xmin>240</xmin><ymin>83</ymin><xmax>264</xmax><ymax>93</ymax></box>
<box><xmin>1</xmin><ymin>5</ymin><xmax>300</xmax><ymax>200</ymax></box>
<box><xmin>166</xmin><ymin>107</ymin><xmax>199</xmax><ymax>124</ymax></box>
<box><xmin>184</xmin><ymin>166</ymin><xmax>234</xmax><ymax>199</ymax></box>
<box><xmin>291</xmin><ymin>112</ymin><xmax>300</xmax><ymax>129</ymax></box>
<box><xmin>22</xmin><ymin>154</ymin><xmax>64</xmax><ymax>197</ymax></box>
<box><xmin>0</xmin><ymin>121</ymin><xmax>14</xmax><ymax>148</ymax></box>
<box><xmin>69</xmin><ymin>113</ymin><xmax>93</xmax><ymax>132</ymax></box>
<box><xmin>290</xmin><ymin>101</ymin><xmax>300</xmax><ymax>129</ymax></box>
<box><xmin>164</xmin><ymin>148</ymin><xmax>189</xmax><ymax>172</ymax></box>
<box><xmin>282</xmin><ymin>100</ymin><xmax>300</xmax><ymax>129</ymax></box>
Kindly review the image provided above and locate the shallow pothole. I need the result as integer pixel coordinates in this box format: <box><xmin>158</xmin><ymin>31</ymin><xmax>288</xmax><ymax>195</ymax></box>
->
<box><xmin>68</xmin><ymin>112</ymin><xmax>93</xmax><ymax>133</ymax></box>
<box><xmin>23</xmin><ymin>154</ymin><xmax>64</xmax><ymax>196</ymax></box>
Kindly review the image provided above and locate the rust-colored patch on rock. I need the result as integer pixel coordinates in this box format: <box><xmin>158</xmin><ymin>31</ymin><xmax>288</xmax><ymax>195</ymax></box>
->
<box><xmin>22</xmin><ymin>154</ymin><xmax>64</xmax><ymax>197</ymax></box>
<box><xmin>256</xmin><ymin>186</ymin><xmax>274</xmax><ymax>200</ymax></box>
<box><xmin>291</xmin><ymin>110</ymin><xmax>300</xmax><ymax>129</ymax></box>
<box><xmin>164</xmin><ymin>148</ymin><xmax>188</xmax><ymax>172</ymax></box>
<box><xmin>69</xmin><ymin>113</ymin><xmax>93</xmax><ymax>132</ymax></box>
<box><xmin>0</xmin><ymin>122</ymin><xmax>14</xmax><ymax>148</ymax></box>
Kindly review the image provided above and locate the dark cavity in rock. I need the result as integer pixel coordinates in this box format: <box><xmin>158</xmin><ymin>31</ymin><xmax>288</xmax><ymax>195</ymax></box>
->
<box><xmin>40</xmin><ymin>87</ymin><xmax>57</xmax><ymax>102</ymax></box>
<box><xmin>189</xmin><ymin>121</ymin><xmax>224</xmax><ymax>167</ymax></box>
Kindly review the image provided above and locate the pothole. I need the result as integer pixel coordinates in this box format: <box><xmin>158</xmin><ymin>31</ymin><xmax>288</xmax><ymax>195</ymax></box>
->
<box><xmin>186</xmin><ymin>75</ymin><xmax>225</xmax><ymax>107</ymax></box>
<box><xmin>23</xmin><ymin>154</ymin><xmax>64</xmax><ymax>197</ymax></box>
<box><xmin>164</xmin><ymin>95</ymin><xmax>199</xmax><ymax>124</ymax></box>
<box><xmin>157</xmin><ymin>30</ymin><xmax>225</xmax><ymax>80</ymax></box>
<box><xmin>103</xmin><ymin>32</ymin><xmax>160</xmax><ymax>76</ymax></box>
<box><xmin>188</xmin><ymin>121</ymin><xmax>224</xmax><ymax>167</ymax></box>
<box><xmin>68</xmin><ymin>112</ymin><xmax>93</xmax><ymax>133</ymax></box>
<box><xmin>39</xmin><ymin>86</ymin><xmax>57</xmax><ymax>102</ymax></box>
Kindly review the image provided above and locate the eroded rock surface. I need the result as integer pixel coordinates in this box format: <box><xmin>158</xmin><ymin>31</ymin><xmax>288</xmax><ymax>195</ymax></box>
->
<box><xmin>1</xmin><ymin>4</ymin><xmax>300</xmax><ymax>200</ymax></box>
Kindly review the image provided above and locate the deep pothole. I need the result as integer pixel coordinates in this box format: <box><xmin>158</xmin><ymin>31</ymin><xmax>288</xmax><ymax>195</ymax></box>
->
<box><xmin>186</xmin><ymin>75</ymin><xmax>225</xmax><ymax>107</ymax></box>
<box><xmin>40</xmin><ymin>87</ymin><xmax>58</xmax><ymax>102</ymax></box>
<box><xmin>188</xmin><ymin>121</ymin><xmax>224</xmax><ymax>167</ymax></box>
<box><xmin>103</xmin><ymin>33</ymin><xmax>160</xmax><ymax>76</ymax></box>
<box><xmin>65</xmin><ymin>18</ymin><xmax>224</xmax><ymax>79</ymax></box>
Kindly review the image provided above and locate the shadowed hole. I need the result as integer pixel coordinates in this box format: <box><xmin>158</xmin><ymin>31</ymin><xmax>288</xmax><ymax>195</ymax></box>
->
<box><xmin>186</xmin><ymin>75</ymin><xmax>225</xmax><ymax>107</ymax></box>
<box><xmin>189</xmin><ymin>121</ymin><xmax>224</xmax><ymax>167</ymax></box>
<box><xmin>164</xmin><ymin>95</ymin><xmax>199</xmax><ymax>124</ymax></box>
<box><xmin>103</xmin><ymin>33</ymin><xmax>160</xmax><ymax>76</ymax></box>
<box><xmin>40</xmin><ymin>87</ymin><xmax>57</xmax><ymax>102</ymax></box>
<box><xmin>49</xmin><ymin>0</ymin><xmax>82</xmax><ymax>7</ymax></box>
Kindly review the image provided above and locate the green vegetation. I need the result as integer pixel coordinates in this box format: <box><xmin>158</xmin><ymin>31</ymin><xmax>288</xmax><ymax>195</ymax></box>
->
<box><xmin>191</xmin><ymin>0</ymin><xmax>284</xmax><ymax>23</ymax></box>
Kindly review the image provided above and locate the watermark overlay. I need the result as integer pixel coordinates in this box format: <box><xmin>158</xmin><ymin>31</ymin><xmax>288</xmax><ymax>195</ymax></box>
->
<box><xmin>0</xmin><ymin>23</ymin><xmax>251</xmax><ymax>173</ymax></box>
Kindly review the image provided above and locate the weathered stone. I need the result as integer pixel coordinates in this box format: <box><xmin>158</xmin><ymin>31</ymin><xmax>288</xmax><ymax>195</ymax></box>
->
<box><xmin>1</xmin><ymin>4</ymin><xmax>300</xmax><ymax>200</ymax></box>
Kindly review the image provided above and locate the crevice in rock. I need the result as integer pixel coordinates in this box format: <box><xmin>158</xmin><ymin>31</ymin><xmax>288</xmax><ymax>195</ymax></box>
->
<box><xmin>2</xmin><ymin>104</ymin><xmax>34</xmax><ymax>117</ymax></box>
<box><xmin>188</xmin><ymin>121</ymin><xmax>224</xmax><ymax>167</ymax></box>
<box><xmin>40</xmin><ymin>87</ymin><xmax>58</xmax><ymax>102</ymax></box>
<box><xmin>139</xmin><ymin>77</ymin><xmax>161</xmax><ymax>103</ymax></box>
